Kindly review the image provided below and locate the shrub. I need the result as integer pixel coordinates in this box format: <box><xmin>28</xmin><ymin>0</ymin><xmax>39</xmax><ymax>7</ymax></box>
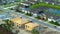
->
<box><xmin>31</xmin><ymin>29</ymin><xmax>39</xmax><ymax>34</ymax></box>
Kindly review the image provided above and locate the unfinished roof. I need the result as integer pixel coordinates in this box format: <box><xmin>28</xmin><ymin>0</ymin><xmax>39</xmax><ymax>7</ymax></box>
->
<box><xmin>10</xmin><ymin>17</ymin><xmax>29</xmax><ymax>25</ymax></box>
<box><xmin>25</xmin><ymin>23</ymin><xmax>39</xmax><ymax>28</ymax></box>
<box><xmin>21</xmin><ymin>18</ymin><xmax>29</xmax><ymax>24</ymax></box>
<box><xmin>10</xmin><ymin>17</ymin><xmax>22</xmax><ymax>21</ymax></box>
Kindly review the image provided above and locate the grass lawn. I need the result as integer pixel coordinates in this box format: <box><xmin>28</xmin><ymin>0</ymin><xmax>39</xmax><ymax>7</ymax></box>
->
<box><xmin>31</xmin><ymin>29</ymin><xmax>39</xmax><ymax>34</ymax></box>
<box><xmin>0</xmin><ymin>32</ymin><xmax>3</xmax><ymax>34</ymax></box>
<box><xmin>49</xmin><ymin>21</ymin><xmax>60</xmax><ymax>26</ymax></box>
<box><xmin>35</xmin><ymin>16</ymin><xmax>40</xmax><ymax>20</ymax></box>
<box><xmin>25</xmin><ymin>13</ymin><xmax>32</xmax><ymax>16</ymax></box>
<box><xmin>0</xmin><ymin>10</ymin><xmax>5</xmax><ymax>14</ymax></box>
<box><xmin>45</xmin><ymin>10</ymin><xmax>60</xmax><ymax>16</ymax></box>
<box><xmin>56</xmin><ymin>14</ymin><xmax>60</xmax><ymax>16</ymax></box>
<box><xmin>30</xmin><ymin>2</ymin><xmax>60</xmax><ymax>10</ymax></box>
<box><xmin>21</xmin><ymin>12</ymin><xmax>25</xmax><ymax>14</ymax></box>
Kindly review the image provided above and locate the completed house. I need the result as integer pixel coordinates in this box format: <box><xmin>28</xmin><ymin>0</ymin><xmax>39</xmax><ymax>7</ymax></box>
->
<box><xmin>27</xmin><ymin>0</ymin><xmax>40</xmax><ymax>4</ymax></box>
<box><xmin>20</xmin><ymin>1</ymin><xmax>31</xmax><ymax>6</ymax></box>
<box><xmin>40</xmin><ymin>0</ymin><xmax>60</xmax><ymax>5</ymax></box>
<box><xmin>0</xmin><ymin>0</ymin><xmax>16</xmax><ymax>4</ymax></box>
<box><xmin>18</xmin><ymin>0</ymin><xmax>60</xmax><ymax>22</ymax></box>
<box><xmin>18</xmin><ymin>4</ymin><xmax>30</xmax><ymax>13</ymax></box>
<box><xmin>18</xmin><ymin>1</ymin><xmax>32</xmax><ymax>13</ymax></box>
<box><xmin>56</xmin><ymin>0</ymin><xmax>60</xmax><ymax>5</ymax></box>
<box><xmin>0</xmin><ymin>0</ymin><xmax>3</xmax><ymax>4</ymax></box>
<box><xmin>44</xmin><ymin>11</ymin><xmax>60</xmax><ymax>22</ymax></box>
<box><xmin>30</xmin><ymin>7</ymin><xmax>48</xmax><ymax>17</ymax></box>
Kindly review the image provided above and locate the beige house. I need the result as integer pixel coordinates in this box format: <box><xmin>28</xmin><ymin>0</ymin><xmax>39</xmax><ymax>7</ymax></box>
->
<box><xmin>25</xmin><ymin>23</ymin><xmax>39</xmax><ymax>31</ymax></box>
<box><xmin>10</xmin><ymin>17</ymin><xmax>29</xmax><ymax>28</ymax></box>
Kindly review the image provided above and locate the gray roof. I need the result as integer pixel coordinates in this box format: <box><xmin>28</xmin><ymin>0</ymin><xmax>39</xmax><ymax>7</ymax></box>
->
<box><xmin>21</xmin><ymin>1</ymin><xmax>31</xmax><ymax>5</ymax></box>
<box><xmin>27</xmin><ymin>0</ymin><xmax>39</xmax><ymax>4</ymax></box>
<box><xmin>30</xmin><ymin>6</ymin><xmax>60</xmax><ymax>20</ymax></box>
<box><xmin>19</xmin><ymin>4</ymin><xmax>25</xmax><ymax>8</ymax></box>
<box><xmin>43</xmin><ymin>0</ymin><xmax>55</xmax><ymax>2</ymax></box>
<box><xmin>30</xmin><ymin>7</ymin><xmax>48</xmax><ymax>14</ymax></box>
<box><xmin>56</xmin><ymin>19</ymin><xmax>60</xmax><ymax>22</ymax></box>
<box><xmin>28</xmin><ymin>0</ymin><xmax>38</xmax><ymax>2</ymax></box>
<box><xmin>44</xmin><ymin>11</ymin><xmax>60</xmax><ymax>20</ymax></box>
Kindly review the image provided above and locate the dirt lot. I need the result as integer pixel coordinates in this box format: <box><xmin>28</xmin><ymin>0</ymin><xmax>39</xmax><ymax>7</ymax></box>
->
<box><xmin>0</xmin><ymin>27</ymin><xmax>13</xmax><ymax>34</ymax></box>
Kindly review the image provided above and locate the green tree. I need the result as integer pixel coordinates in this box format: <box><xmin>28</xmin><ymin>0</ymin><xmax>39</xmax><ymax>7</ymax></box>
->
<box><xmin>25</xmin><ymin>13</ymin><xmax>32</xmax><ymax>16</ymax></box>
<box><xmin>31</xmin><ymin>29</ymin><xmax>39</xmax><ymax>34</ymax></box>
<box><xmin>49</xmin><ymin>21</ymin><xmax>60</xmax><ymax>26</ymax></box>
<box><xmin>35</xmin><ymin>16</ymin><xmax>41</xmax><ymax>20</ymax></box>
<box><xmin>3</xmin><ymin>19</ymin><xmax>13</xmax><ymax>32</ymax></box>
